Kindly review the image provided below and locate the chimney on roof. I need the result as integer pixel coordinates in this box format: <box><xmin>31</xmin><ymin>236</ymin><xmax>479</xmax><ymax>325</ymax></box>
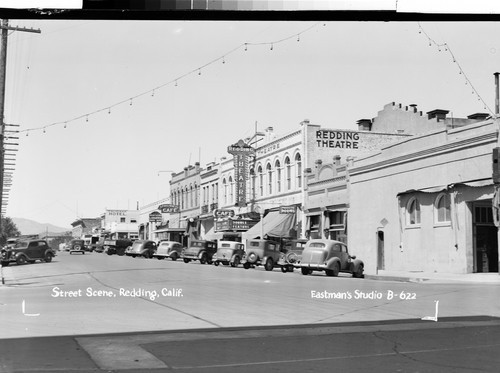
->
<box><xmin>467</xmin><ymin>113</ymin><xmax>490</xmax><ymax>121</ymax></box>
<box><xmin>357</xmin><ymin>119</ymin><xmax>372</xmax><ymax>131</ymax></box>
<box><xmin>427</xmin><ymin>109</ymin><xmax>449</xmax><ymax>122</ymax></box>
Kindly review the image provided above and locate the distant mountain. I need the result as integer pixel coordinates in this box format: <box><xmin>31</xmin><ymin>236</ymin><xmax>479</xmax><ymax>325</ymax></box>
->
<box><xmin>11</xmin><ymin>217</ymin><xmax>71</xmax><ymax>235</ymax></box>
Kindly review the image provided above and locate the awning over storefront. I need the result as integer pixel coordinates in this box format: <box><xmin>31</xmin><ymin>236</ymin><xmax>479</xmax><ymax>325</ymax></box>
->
<box><xmin>153</xmin><ymin>227</ymin><xmax>185</xmax><ymax>234</ymax></box>
<box><xmin>204</xmin><ymin>225</ymin><xmax>224</xmax><ymax>241</ymax></box>
<box><xmin>397</xmin><ymin>178</ymin><xmax>494</xmax><ymax>197</ymax></box>
<box><xmin>241</xmin><ymin>210</ymin><xmax>296</xmax><ymax>240</ymax></box>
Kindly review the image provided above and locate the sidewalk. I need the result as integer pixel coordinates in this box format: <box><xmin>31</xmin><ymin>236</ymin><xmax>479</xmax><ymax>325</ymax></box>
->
<box><xmin>366</xmin><ymin>270</ymin><xmax>500</xmax><ymax>283</ymax></box>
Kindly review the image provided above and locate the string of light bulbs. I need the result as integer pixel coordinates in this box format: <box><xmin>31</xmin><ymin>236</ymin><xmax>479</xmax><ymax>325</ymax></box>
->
<box><xmin>417</xmin><ymin>22</ymin><xmax>494</xmax><ymax>116</ymax></box>
<box><xmin>22</xmin><ymin>22</ymin><xmax>324</xmax><ymax>136</ymax></box>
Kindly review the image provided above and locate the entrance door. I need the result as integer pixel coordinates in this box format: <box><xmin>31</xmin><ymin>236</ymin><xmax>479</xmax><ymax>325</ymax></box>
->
<box><xmin>473</xmin><ymin>204</ymin><xmax>499</xmax><ymax>273</ymax></box>
<box><xmin>377</xmin><ymin>231</ymin><xmax>385</xmax><ymax>270</ymax></box>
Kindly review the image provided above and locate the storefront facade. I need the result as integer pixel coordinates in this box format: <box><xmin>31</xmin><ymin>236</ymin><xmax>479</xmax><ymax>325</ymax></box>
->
<box><xmin>348</xmin><ymin>117</ymin><xmax>498</xmax><ymax>274</ymax></box>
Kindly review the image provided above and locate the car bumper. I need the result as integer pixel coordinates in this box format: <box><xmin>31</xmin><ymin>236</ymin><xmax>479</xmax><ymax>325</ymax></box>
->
<box><xmin>295</xmin><ymin>263</ymin><xmax>328</xmax><ymax>270</ymax></box>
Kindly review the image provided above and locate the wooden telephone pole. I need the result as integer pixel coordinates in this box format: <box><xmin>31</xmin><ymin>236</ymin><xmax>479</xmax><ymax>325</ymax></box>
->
<box><xmin>0</xmin><ymin>19</ymin><xmax>40</xmax><ymax>236</ymax></box>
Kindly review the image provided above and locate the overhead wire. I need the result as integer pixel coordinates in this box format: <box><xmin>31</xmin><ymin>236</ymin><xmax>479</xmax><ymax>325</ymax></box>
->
<box><xmin>21</xmin><ymin>22</ymin><xmax>324</xmax><ymax>136</ymax></box>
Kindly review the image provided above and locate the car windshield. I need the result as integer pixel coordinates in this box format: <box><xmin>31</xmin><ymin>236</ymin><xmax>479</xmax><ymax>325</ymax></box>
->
<box><xmin>191</xmin><ymin>241</ymin><xmax>204</xmax><ymax>247</ymax></box>
<box><xmin>13</xmin><ymin>241</ymin><xmax>29</xmax><ymax>249</ymax></box>
<box><xmin>221</xmin><ymin>243</ymin><xmax>232</xmax><ymax>248</ymax></box>
<box><xmin>159</xmin><ymin>242</ymin><xmax>171</xmax><ymax>247</ymax></box>
<box><xmin>249</xmin><ymin>241</ymin><xmax>261</xmax><ymax>247</ymax></box>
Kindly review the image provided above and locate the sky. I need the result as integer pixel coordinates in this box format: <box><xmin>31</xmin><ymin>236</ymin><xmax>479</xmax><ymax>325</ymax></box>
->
<box><xmin>3</xmin><ymin>17</ymin><xmax>500</xmax><ymax>229</ymax></box>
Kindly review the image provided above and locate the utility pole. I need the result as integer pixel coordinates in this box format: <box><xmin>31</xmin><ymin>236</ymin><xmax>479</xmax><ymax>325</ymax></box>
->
<box><xmin>0</xmin><ymin>19</ymin><xmax>40</xmax><ymax>237</ymax></box>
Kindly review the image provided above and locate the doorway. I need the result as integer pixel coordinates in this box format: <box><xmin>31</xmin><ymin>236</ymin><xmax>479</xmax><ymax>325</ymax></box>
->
<box><xmin>377</xmin><ymin>230</ymin><xmax>385</xmax><ymax>270</ymax></box>
<box><xmin>473</xmin><ymin>204</ymin><xmax>498</xmax><ymax>273</ymax></box>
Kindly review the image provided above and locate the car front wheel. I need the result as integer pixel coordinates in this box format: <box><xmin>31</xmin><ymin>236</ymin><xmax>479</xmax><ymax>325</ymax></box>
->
<box><xmin>301</xmin><ymin>267</ymin><xmax>310</xmax><ymax>275</ymax></box>
<box><xmin>264</xmin><ymin>258</ymin><xmax>274</xmax><ymax>271</ymax></box>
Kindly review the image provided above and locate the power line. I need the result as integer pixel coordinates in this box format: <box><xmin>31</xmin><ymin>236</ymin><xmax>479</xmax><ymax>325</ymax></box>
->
<box><xmin>417</xmin><ymin>22</ymin><xmax>494</xmax><ymax>116</ymax></box>
<box><xmin>21</xmin><ymin>22</ymin><xmax>325</xmax><ymax>136</ymax></box>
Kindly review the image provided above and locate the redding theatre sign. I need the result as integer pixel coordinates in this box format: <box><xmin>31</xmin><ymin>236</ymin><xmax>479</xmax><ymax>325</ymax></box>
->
<box><xmin>227</xmin><ymin>139</ymin><xmax>255</xmax><ymax>208</ymax></box>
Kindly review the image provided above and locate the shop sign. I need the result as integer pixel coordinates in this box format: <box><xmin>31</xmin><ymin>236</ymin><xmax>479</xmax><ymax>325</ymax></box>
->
<box><xmin>315</xmin><ymin>130</ymin><xmax>359</xmax><ymax>149</ymax></box>
<box><xmin>107</xmin><ymin>209</ymin><xmax>126</xmax><ymax>216</ymax></box>
<box><xmin>213</xmin><ymin>209</ymin><xmax>235</xmax><ymax>218</ymax></box>
<box><xmin>215</xmin><ymin>219</ymin><xmax>258</xmax><ymax>232</ymax></box>
<box><xmin>227</xmin><ymin>139</ymin><xmax>255</xmax><ymax>207</ymax></box>
<box><xmin>158</xmin><ymin>204</ymin><xmax>179</xmax><ymax>213</ymax></box>
<box><xmin>279</xmin><ymin>205</ymin><xmax>296</xmax><ymax>214</ymax></box>
<box><xmin>215</xmin><ymin>220</ymin><xmax>230</xmax><ymax>231</ymax></box>
<box><xmin>149</xmin><ymin>211</ymin><xmax>162</xmax><ymax>223</ymax></box>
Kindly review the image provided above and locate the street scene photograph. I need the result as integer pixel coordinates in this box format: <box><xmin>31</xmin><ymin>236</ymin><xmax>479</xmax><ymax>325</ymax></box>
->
<box><xmin>1</xmin><ymin>2</ymin><xmax>500</xmax><ymax>372</ymax></box>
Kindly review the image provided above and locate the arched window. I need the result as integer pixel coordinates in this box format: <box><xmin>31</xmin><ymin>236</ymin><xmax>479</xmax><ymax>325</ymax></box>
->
<box><xmin>222</xmin><ymin>178</ymin><xmax>227</xmax><ymax>205</ymax></box>
<box><xmin>407</xmin><ymin>197</ymin><xmax>421</xmax><ymax>225</ymax></box>
<box><xmin>275</xmin><ymin>159</ymin><xmax>281</xmax><ymax>193</ymax></box>
<box><xmin>295</xmin><ymin>153</ymin><xmax>302</xmax><ymax>189</ymax></box>
<box><xmin>250</xmin><ymin>168</ymin><xmax>255</xmax><ymax>200</ymax></box>
<box><xmin>229</xmin><ymin>176</ymin><xmax>234</xmax><ymax>204</ymax></box>
<box><xmin>190</xmin><ymin>185</ymin><xmax>193</xmax><ymax>208</ymax></box>
<box><xmin>285</xmin><ymin>156</ymin><xmax>291</xmax><ymax>190</ymax></box>
<box><xmin>267</xmin><ymin>163</ymin><xmax>272</xmax><ymax>195</ymax></box>
<box><xmin>435</xmin><ymin>193</ymin><xmax>451</xmax><ymax>223</ymax></box>
<box><xmin>194</xmin><ymin>183</ymin><xmax>198</xmax><ymax>207</ymax></box>
<box><xmin>258</xmin><ymin>165</ymin><xmax>263</xmax><ymax>197</ymax></box>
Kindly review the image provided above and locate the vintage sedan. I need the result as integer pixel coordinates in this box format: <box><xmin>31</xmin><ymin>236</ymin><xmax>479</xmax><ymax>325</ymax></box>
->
<box><xmin>278</xmin><ymin>238</ymin><xmax>308</xmax><ymax>273</ymax></box>
<box><xmin>1</xmin><ymin>239</ymin><xmax>55</xmax><ymax>266</ymax></box>
<box><xmin>153</xmin><ymin>241</ymin><xmax>183</xmax><ymax>261</ymax></box>
<box><xmin>68</xmin><ymin>239</ymin><xmax>86</xmax><ymax>254</ymax></box>
<box><xmin>125</xmin><ymin>240</ymin><xmax>157</xmax><ymax>258</ymax></box>
<box><xmin>182</xmin><ymin>240</ymin><xmax>217</xmax><ymax>265</ymax></box>
<box><xmin>241</xmin><ymin>239</ymin><xmax>282</xmax><ymax>271</ymax></box>
<box><xmin>295</xmin><ymin>239</ymin><xmax>364</xmax><ymax>278</ymax></box>
<box><xmin>213</xmin><ymin>241</ymin><xmax>245</xmax><ymax>267</ymax></box>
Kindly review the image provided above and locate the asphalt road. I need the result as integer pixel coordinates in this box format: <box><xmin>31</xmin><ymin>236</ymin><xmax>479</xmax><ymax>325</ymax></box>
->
<box><xmin>1</xmin><ymin>250</ymin><xmax>499</xmax><ymax>338</ymax></box>
<box><xmin>1</xmin><ymin>251</ymin><xmax>500</xmax><ymax>372</ymax></box>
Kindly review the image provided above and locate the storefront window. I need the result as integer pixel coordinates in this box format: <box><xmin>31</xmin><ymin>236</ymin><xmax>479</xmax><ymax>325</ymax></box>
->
<box><xmin>435</xmin><ymin>193</ymin><xmax>451</xmax><ymax>223</ymax></box>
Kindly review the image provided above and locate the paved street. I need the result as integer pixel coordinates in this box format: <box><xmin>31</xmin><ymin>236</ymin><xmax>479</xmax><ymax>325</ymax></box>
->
<box><xmin>1</xmin><ymin>251</ymin><xmax>500</xmax><ymax>372</ymax></box>
<box><xmin>1</xmin><ymin>251</ymin><xmax>500</xmax><ymax>338</ymax></box>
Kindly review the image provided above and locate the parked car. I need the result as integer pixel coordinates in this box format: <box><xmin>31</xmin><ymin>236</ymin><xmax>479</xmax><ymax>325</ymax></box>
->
<box><xmin>1</xmin><ymin>239</ymin><xmax>55</xmax><ymax>266</ymax></box>
<box><xmin>213</xmin><ymin>241</ymin><xmax>245</xmax><ymax>267</ymax></box>
<box><xmin>125</xmin><ymin>240</ymin><xmax>157</xmax><ymax>258</ymax></box>
<box><xmin>278</xmin><ymin>238</ymin><xmax>308</xmax><ymax>273</ymax></box>
<box><xmin>182</xmin><ymin>240</ymin><xmax>217</xmax><ymax>264</ymax></box>
<box><xmin>153</xmin><ymin>241</ymin><xmax>183</xmax><ymax>261</ymax></box>
<box><xmin>68</xmin><ymin>239</ymin><xmax>86</xmax><ymax>255</ymax></box>
<box><xmin>295</xmin><ymin>239</ymin><xmax>364</xmax><ymax>278</ymax></box>
<box><xmin>241</xmin><ymin>239</ymin><xmax>282</xmax><ymax>271</ymax></box>
<box><xmin>104</xmin><ymin>238</ymin><xmax>133</xmax><ymax>256</ymax></box>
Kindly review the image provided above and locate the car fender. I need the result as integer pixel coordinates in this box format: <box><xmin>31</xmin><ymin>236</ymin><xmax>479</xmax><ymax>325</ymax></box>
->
<box><xmin>351</xmin><ymin>258</ymin><xmax>364</xmax><ymax>271</ymax></box>
<box><xmin>326</xmin><ymin>257</ymin><xmax>341</xmax><ymax>270</ymax></box>
<box><xmin>262</xmin><ymin>255</ymin><xmax>274</xmax><ymax>265</ymax></box>
<box><xmin>197</xmin><ymin>250</ymin><xmax>206</xmax><ymax>259</ymax></box>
